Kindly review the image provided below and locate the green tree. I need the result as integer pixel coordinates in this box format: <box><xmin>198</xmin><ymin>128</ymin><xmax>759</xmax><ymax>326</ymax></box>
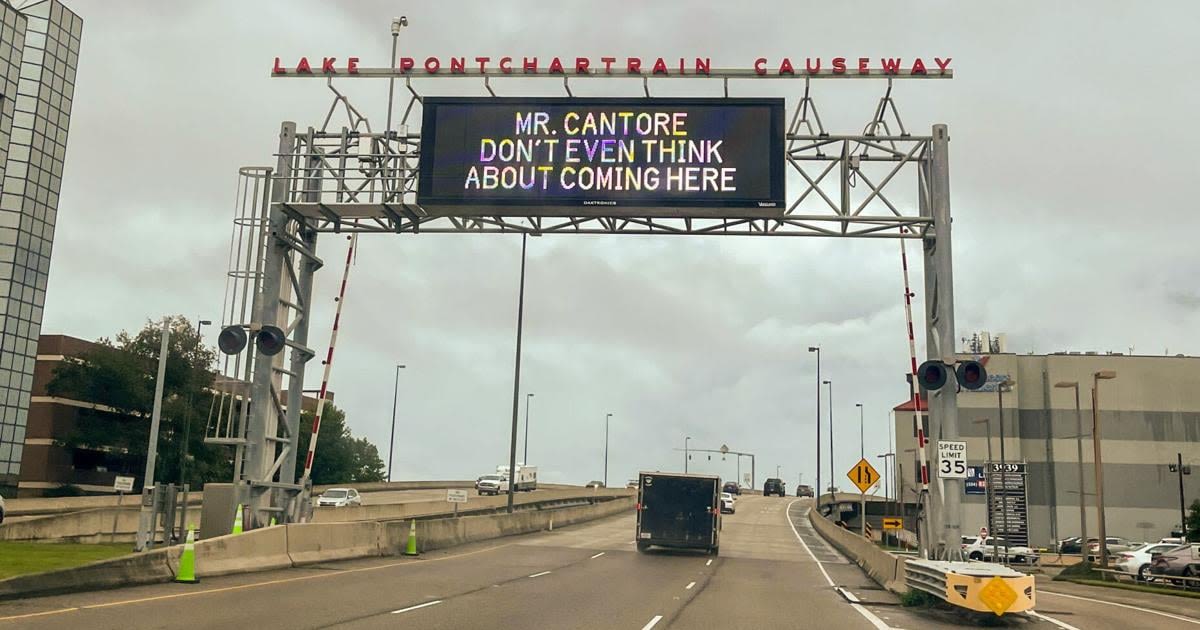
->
<box><xmin>47</xmin><ymin>316</ymin><xmax>229</xmax><ymax>487</ymax></box>
<box><xmin>294</xmin><ymin>403</ymin><xmax>385</xmax><ymax>484</ymax></box>
<box><xmin>1187</xmin><ymin>499</ymin><xmax>1200</xmax><ymax>542</ymax></box>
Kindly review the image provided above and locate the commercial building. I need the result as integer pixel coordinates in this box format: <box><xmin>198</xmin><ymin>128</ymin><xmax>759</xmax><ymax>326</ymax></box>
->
<box><xmin>894</xmin><ymin>346</ymin><xmax>1200</xmax><ymax>548</ymax></box>
<box><xmin>0</xmin><ymin>0</ymin><xmax>81</xmax><ymax>497</ymax></box>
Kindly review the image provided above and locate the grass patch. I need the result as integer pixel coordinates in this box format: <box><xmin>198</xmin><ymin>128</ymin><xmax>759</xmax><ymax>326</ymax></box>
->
<box><xmin>1061</xmin><ymin>578</ymin><xmax>1200</xmax><ymax>600</ymax></box>
<box><xmin>900</xmin><ymin>588</ymin><xmax>940</xmax><ymax>607</ymax></box>
<box><xmin>0</xmin><ymin>541</ymin><xmax>131</xmax><ymax>579</ymax></box>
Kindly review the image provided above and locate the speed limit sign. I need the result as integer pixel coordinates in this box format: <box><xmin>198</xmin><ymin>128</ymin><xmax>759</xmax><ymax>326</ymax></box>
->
<box><xmin>937</xmin><ymin>440</ymin><xmax>968</xmax><ymax>478</ymax></box>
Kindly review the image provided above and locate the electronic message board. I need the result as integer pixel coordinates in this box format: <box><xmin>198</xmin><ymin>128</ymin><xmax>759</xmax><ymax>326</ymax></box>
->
<box><xmin>417</xmin><ymin>97</ymin><xmax>784</xmax><ymax>217</ymax></box>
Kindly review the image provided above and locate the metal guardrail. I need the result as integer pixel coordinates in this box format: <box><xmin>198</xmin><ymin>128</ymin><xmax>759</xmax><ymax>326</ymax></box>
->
<box><xmin>905</xmin><ymin>559</ymin><xmax>1036</xmax><ymax>616</ymax></box>
<box><xmin>1096</xmin><ymin>567</ymin><xmax>1200</xmax><ymax>590</ymax></box>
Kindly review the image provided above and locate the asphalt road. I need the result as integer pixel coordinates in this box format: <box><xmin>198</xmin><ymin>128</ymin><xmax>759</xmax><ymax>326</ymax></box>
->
<box><xmin>2</xmin><ymin>496</ymin><xmax>1196</xmax><ymax>629</ymax></box>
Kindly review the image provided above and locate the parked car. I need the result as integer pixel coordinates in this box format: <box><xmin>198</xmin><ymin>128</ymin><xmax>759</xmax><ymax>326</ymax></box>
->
<box><xmin>477</xmin><ymin>474</ymin><xmax>507</xmax><ymax>495</ymax></box>
<box><xmin>722</xmin><ymin>481</ymin><xmax>741</xmax><ymax>496</ymax></box>
<box><xmin>1057</xmin><ymin>536</ymin><xmax>1084</xmax><ymax>553</ymax></box>
<box><xmin>586</xmin><ymin>480</ymin><xmax>606</xmax><ymax>489</ymax></box>
<box><xmin>961</xmin><ymin>536</ymin><xmax>1039</xmax><ymax>564</ymax></box>
<box><xmin>720</xmin><ymin>492</ymin><xmax>736</xmax><ymax>514</ymax></box>
<box><xmin>763</xmin><ymin>478</ymin><xmax>786</xmax><ymax>497</ymax></box>
<box><xmin>316</xmin><ymin>487</ymin><xmax>362</xmax><ymax>507</ymax></box>
<box><xmin>1115</xmin><ymin>542</ymin><xmax>1184</xmax><ymax>581</ymax></box>
<box><xmin>1087</xmin><ymin>537</ymin><xmax>1135</xmax><ymax>561</ymax></box>
<box><xmin>795</xmin><ymin>484</ymin><xmax>814</xmax><ymax>498</ymax></box>
<box><xmin>1149</xmin><ymin>544</ymin><xmax>1200</xmax><ymax>582</ymax></box>
<box><xmin>626</xmin><ymin>479</ymin><xmax>640</xmax><ymax>489</ymax></box>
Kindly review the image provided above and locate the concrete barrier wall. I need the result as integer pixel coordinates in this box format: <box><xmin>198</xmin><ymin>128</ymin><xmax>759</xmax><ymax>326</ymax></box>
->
<box><xmin>808</xmin><ymin>506</ymin><xmax>906</xmax><ymax>594</ymax></box>
<box><xmin>0</xmin><ymin>546</ymin><xmax>175</xmax><ymax>600</ymax></box>
<box><xmin>0</xmin><ymin>495</ymin><xmax>634</xmax><ymax>601</ymax></box>
<box><xmin>0</xmin><ymin>507</ymin><xmax>151</xmax><ymax>544</ymax></box>
<box><xmin>312</xmin><ymin>488</ymin><xmax>633</xmax><ymax>524</ymax></box>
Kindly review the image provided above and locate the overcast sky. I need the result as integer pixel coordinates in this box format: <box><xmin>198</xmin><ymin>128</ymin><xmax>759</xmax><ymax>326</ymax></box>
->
<box><xmin>42</xmin><ymin>1</ymin><xmax>1199</xmax><ymax>488</ymax></box>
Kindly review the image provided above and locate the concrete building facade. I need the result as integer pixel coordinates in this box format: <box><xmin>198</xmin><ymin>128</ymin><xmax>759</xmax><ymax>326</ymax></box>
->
<box><xmin>895</xmin><ymin>351</ymin><xmax>1200</xmax><ymax>548</ymax></box>
<box><xmin>0</xmin><ymin>0</ymin><xmax>80</xmax><ymax>497</ymax></box>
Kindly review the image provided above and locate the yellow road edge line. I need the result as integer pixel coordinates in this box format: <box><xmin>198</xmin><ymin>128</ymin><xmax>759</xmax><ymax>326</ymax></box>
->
<box><xmin>0</xmin><ymin>541</ymin><xmax>518</xmax><ymax>621</ymax></box>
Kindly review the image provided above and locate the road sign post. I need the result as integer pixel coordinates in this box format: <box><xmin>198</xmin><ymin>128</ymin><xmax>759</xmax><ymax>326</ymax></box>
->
<box><xmin>447</xmin><ymin>488</ymin><xmax>468</xmax><ymax>518</ymax></box>
<box><xmin>847</xmin><ymin>458</ymin><xmax>881</xmax><ymax>538</ymax></box>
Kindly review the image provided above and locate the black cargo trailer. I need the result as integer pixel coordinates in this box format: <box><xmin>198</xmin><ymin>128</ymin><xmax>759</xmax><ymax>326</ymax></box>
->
<box><xmin>635</xmin><ymin>471</ymin><xmax>721</xmax><ymax>555</ymax></box>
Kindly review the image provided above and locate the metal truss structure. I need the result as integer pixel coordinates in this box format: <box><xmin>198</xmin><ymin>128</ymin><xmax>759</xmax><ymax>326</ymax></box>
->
<box><xmin>219</xmin><ymin>66</ymin><xmax>965</xmax><ymax>561</ymax></box>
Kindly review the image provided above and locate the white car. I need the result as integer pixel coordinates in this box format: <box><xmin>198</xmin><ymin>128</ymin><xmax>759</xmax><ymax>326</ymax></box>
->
<box><xmin>316</xmin><ymin>487</ymin><xmax>362</xmax><ymax>507</ymax></box>
<box><xmin>961</xmin><ymin>536</ymin><xmax>1039</xmax><ymax>564</ymax></box>
<box><xmin>1115</xmin><ymin>542</ymin><xmax>1182</xmax><ymax>581</ymax></box>
<box><xmin>720</xmin><ymin>492</ymin><xmax>735</xmax><ymax>514</ymax></box>
<box><xmin>477</xmin><ymin>475</ymin><xmax>508</xmax><ymax>495</ymax></box>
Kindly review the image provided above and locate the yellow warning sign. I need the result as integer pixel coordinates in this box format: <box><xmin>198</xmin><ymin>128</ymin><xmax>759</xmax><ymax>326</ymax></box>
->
<box><xmin>978</xmin><ymin>576</ymin><xmax>1018</xmax><ymax>616</ymax></box>
<box><xmin>846</xmin><ymin>458</ymin><xmax>880</xmax><ymax>494</ymax></box>
<box><xmin>882</xmin><ymin>517</ymin><xmax>903</xmax><ymax>530</ymax></box>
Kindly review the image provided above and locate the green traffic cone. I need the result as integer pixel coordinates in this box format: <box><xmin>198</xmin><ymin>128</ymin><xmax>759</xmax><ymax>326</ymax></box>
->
<box><xmin>232</xmin><ymin>503</ymin><xmax>244</xmax><ymax>535</ymax></box>
<box><xmin>269</xmin><ymin>516</ymin><xmax>277</xmax><ymax>527</ymax></box>
<box><xmin>175</xmin><ymin>525</ymin><xmax>199</xmax><ymax>584</ymax></box>
<box><xmin>403</xmin><ymin>519</ymin><xmax>419</xmax><ymax>556</ymax></box>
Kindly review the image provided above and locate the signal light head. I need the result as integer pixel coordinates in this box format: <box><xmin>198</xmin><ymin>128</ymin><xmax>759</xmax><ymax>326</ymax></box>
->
<box><xmin>956</xmin><ymin>360</ymin><xmax>988</xmax><ymax>390</ymax></box>
<box><xmin>255</xmin><ymin>325</ymin><xmax>287</xmax><ymax>356</ymax></box>
<box><xmin>916</xmin><ymin>360</ymin><xmax>949</xmax><ymax>391</ymax></box>
<box><xmin>217</xmin><ymin>326</ymin><xmax>247</xmax><ymax>355</ymax></box>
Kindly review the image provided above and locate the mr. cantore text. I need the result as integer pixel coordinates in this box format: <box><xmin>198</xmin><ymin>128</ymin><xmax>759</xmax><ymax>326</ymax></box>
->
<box><xmin>463</xmin><ymin>110</ymin><xmax>737</xmax><ymax>194</ymax></box>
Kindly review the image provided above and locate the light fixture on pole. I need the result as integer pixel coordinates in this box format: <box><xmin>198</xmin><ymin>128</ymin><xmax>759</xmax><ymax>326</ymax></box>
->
<box><xmin>1054</xmin><ymin>381</ymin><xmax>1087</xmax><ymax>548</ymax></box>
<box><xmin>1092</xmin><ymin>369</ymin><xmax>1116</xmax><ymax>566</ymax></box>
<box><xmin>387</xmin><ymin>364</ymin><xmax>406</xmax><ymax>482</ymax></box>
<box><xmin>808</xmin><ymin>346</ymin><xmax>821</xmax><ymax>506</ymax></box>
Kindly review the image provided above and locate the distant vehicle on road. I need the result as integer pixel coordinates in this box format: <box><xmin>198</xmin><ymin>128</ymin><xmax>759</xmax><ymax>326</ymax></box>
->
<box><xmin>477</xmin><ymin>474</ymin><xmax>507</xmax><ymax>495</ymax></box>
<box><xmin>496</xmin><ymin>464</ymin><xmax>538</xmax><ymax>492</ymax></box>
<box><xmin>1087</xmin><ymin>536</ymin><xmax>1134</xmax><ymax>561</ymax></box>
<box><xmin>1115</xmin><ymin>542</ymin><xmax>1182</xmax><ymax>581</ymax></box>
<box><xmin>763</xmin><ymin>478</ymin><xmax>786</xmax><ymax>497</ymax></box>
<box><xmin>961</xmin><ymin>536</ymin><xmax>1039</xmax><ymax>564</ymax></box>
<box><xmin>316</xmin><ymin>488</ymin><xmax>361</xmax><ymax>507</ymax></box>
<box><xmin>722</xmin><ymin>481</ymin><xmax>740</xmax><ymax>496</ymax></box>
<box><xmin>719</xmin><ymin>492</ymin><xmax>736</xmax><ymax>514</ymax></box>
<box><xmin>1149</xmin><ymin>544</ymin><xmax>1200</xmax><ymax>582</ymax></box>
<box><xmin>626</xmin><ymin>479</ymin><xmax>639</xmax><ymax>489</ymax></box>
<box><xmin>795</xmin><ymin>484</ymin><xmax>814</xmax><ymax>497</ymax></box>
<box><xmin>586</xmin><ymin>480</ymin><xmax>605</xmax><ymax>489</ymax></box>
<box><xmin>635</xmin><ymin>471</ymin><xmax>721</xmax><ymax>555</ymax></box>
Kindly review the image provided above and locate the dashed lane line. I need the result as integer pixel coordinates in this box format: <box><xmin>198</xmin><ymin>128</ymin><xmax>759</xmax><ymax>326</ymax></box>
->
<box><xmin>685</xmin><ymin>581</ymin><xmax>695</xmax><ymax>590</ymax></box>
<box><xmin>590</xmin><ymin>552</ymin><xmax>605</xmax><ymax>559</ymax></box>
<box><xmin>640</xmin><ymin>614</ymin><xmax>663</xmax><ymax>629</ymax></box>
<box><xmin>528</xmin><ymin>571</ymin><xmax>552</xmax><ymax>578</ymax></box>
<box><xmin>391</xmin><ymin>600</ymin><xmax>442</xmax><ymax>615</ymax></box>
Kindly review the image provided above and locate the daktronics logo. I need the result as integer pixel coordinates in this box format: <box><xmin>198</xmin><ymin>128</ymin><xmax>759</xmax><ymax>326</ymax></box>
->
<box><xmin>271</xmin><ymin>55</ymin><xmax>952</xmax><ymax>77</ymax></box>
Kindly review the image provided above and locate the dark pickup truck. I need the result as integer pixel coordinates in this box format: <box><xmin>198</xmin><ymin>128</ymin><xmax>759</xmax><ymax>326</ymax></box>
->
<box><xmin>635</xmin><ymin>471</ymin><xmax>721</xmax><ymax>555</ymax></box>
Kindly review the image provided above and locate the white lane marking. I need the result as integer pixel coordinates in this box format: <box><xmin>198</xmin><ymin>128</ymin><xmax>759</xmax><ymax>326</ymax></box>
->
<box><xmin>1041</xmin><ymin>590</ymin><xmax>1200</xmax><ymax>625</ymax></box>
<box><xmin>641</xmin><ymin>614</ymin><xmax>664</xmax><ymax>629</ymax></box>
<box><xmin>528</xmin><ymin>571</ymin><xmax>552</xmax><ymax>578</ymax></box>
<box><xmin>590</xmin><ymin>552</ymin><xmax>605</xmax><ymax>559</ymax></box>
<box><xmin>1029</xmin><ymin>610</ymin><xmax>1082</xmax><ymax>630</ymax></box>
<box><xmin>835</xmin><ymin>586</ymin><xmax>860</xmax><ymax>603</ymax></box>
<box><xmin>391</xmin><ymin>600</ymin><xmax>443</xmax><ymax>614</ymax></box>
<box><xmin>685</xmin><ymin>581</ymin><xmax>696</xmax><ymax>590</ymax></box>
<box><xmin>786</xmin><ymin>499</ymin><xmax>894</xmax><ymax>630</ymax></box>
<box><xmin>705</xmin><ymin>559</ymin><xmax>713</xmax><ymax>567</ymax></box>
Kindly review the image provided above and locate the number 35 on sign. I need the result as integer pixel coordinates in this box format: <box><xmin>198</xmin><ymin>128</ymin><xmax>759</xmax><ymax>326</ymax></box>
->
<box><xmin>937</xmin><ymin>440</ymin><xmax>968</xmax><ymax>478</ymax></box>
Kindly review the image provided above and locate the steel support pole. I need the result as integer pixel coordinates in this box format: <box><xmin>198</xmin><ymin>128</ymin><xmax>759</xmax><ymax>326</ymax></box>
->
<box><xmin>604</xmin><ymin>413</ymin><xmax>611</xmax><ymax>488</ymax></box>
<box><xmin>135</xmin><ymin>318</ymin><xmax>170</xmax><ymax>552</ymax></box>
<box><xmin>826</xmin><ymin>380</ymin><xmax>834</xmax><ymax>498</ymax></box>
<box><xmin>1179</xmin><ymin>453</ymin><xmax>1188</xmax><ymax>538</ymax></box>
<box><xmin>506</xmin><ymin>233</ymin><xmax>527</xmax><ymax>514</ymax></box>
<box><xmin>814</xmin><ymin>347</ymin><xmax>821</xmax><ymax>506</ymax></box>
<box><xmin>523</xmin><ymin>393</ymin><xmax>533</xmax><ymax>465</ymax></box>
<box><xmin>388</xmin><ymin>364</ymin><xmax>403</xmax><ymax>481</ymax></box>
<box><xmin>923</xmin><ymin>124</ymin><xmax>962</xmax><ymax>560</ymax></box>
<box><xmin>1074</xmin><ymin>386</ymin><xmax>1087</xmax><ymax>547</ymax></box>
<box><xmin>1092</xmin><ymin>384</ymin><xmax>1107</xmax><ymax>565</ymax></box>
<box><xmin>282</xmin><ymin>224</ymin><xmax>317</xmax><ymax>488</ymax></box>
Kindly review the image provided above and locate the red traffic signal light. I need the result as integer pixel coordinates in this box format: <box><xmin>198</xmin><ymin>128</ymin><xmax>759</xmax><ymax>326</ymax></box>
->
<box><xmin>956</xmin><ymin>360</ymin><xmax>988</xmax><ymax>390</ymax></box>
<box><xmin>217</xmin><ymin>326</ymin><xmax>247</xmax><ymax>355</ymax></box>
<box><xmin>256</xmin><ymin>325</ymin><xmax>287</xmax><ymax>356</ymax></box>
<box><xmin>916</xmin><ymin>360</ymin><xmax>949</xmax><ymax>390</ymax></box>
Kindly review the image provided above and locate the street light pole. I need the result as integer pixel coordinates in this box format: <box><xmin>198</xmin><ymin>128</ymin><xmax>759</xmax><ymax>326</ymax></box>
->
<box><xmin>180</xmin><ymin>318</ymin><xmax>211</xmax><ymax>485</ymax></box>
<box><xmin>523</xmin><ymin>393</ymin><xmax>534</xmax><ymax>465</ymax></box>
<box><xmin>684</xmin><ymin>436</ymin><xmax>691</xmax><ymax>474</ymax></box>
<box><xmin>856</xmin><ymin>403</ymin><xmax>864</xmax><ymax>460</ymax></box>
<box><xmin>1055</xmin><ymin>381</ymin><xmax>1087</xmax><ymax>547</ymax></box>
<box><xmin>505</xmin><ymin>233</ymin><xmax>529</xmax><ymax>514</ymax></box>
<box><xmin>604</xmin><ymin>413</ymin><xmax>612</xmax><ymax>487</ymax></box>
<box><xmin>824</xmin><ymin>380</ymin><xmax>834</xmax><ymax>497</ymax></box>
<box><xmin>975</xmin><ymin>417</ymin><xmax>997</xmax><ymax>562</ymax></box>
<box><xmin>1092</xmin><ymin>369</ymin><xmax>1117</xmax><ymax>565</ymax></box>
<box><xmin>808</xmin><ymin>346</ymin><xmax>821</xmax><ymax>507</ymax></box>
<box><xmin>997</xmin><ymin>380</ymin><xmax>1013</xmax><ymax>561</ymax></box>
<box><xmin>388</xmin><ymin>362</ymin><xmax>408</xmax><ymax>482</ymax></box>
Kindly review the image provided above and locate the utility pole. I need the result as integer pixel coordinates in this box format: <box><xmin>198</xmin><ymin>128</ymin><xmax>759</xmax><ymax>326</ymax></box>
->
<box><xmin>809</xmin><ymin>346</ymin><xmax>821</xmax><ymax>506</ymax></box>
<box><xmin>1055</xmin><ymin>381</ymin><xmax>1087</xmax><ymax>546</ymax></box>
<box><xmin>604</xmin><ymin>413</ymin><xmax>612</xmax><ymax>487</ymax></box>
<box><xmin>387</xmin><ymin>364</ymin><xmax>405</xmax><ymax>482</ymax></box>
<box><xmin>1175</xmin><ymin>453</ymin><xmax>1189</xmax><ymax>538</ymax></box>
<box><xmin>824</xmin><ymin>379</ymin><xmax>834</xmax><ymax>497</ymax></box>
<box><xmin>523</xmin><ymin>392</ymin><xmax>534</xmax><ymax>465</ymax></box>
<box><xmin>505</xmin><ymin>233</ymin><xmax>528</xmax><ymax>514</ymax></box>
<box><xmin>135</xmin><ymin>318</ymin><xmax>171</xmax><ymax>552</ymax></box>
<box><xmin>856</xmin><ymin>403</ymin><xmax>864</xmax><ymax>460</ymax></box>
<box><xmin>1092</xmin><ymin>370</ymin><xmax>1116</xmax><ymax>565</ymax></box>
